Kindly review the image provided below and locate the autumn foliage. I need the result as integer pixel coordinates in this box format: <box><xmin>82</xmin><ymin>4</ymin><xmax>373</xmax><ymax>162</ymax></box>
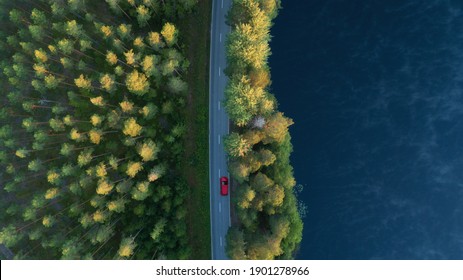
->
<box><xmin>224</xmin><ymin>0</ymin><xmax>303</xmax><ymax>260</ymax></box>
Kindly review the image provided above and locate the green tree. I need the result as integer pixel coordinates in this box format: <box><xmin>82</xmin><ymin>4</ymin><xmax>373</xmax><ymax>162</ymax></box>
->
<box><xmin>29</xmin><ymin>25</ymin><xmax>45</xmax><ymax>41</ymax></box>
<box><xmin>261</xmin><ymin>112</ymin><xmax>293</xmax><ymax>144</ymax></box>
<box><xmin>236</xmin><ymin>184</ymin><xmax>255</xmax><ymax>209</ymax></box>
<box><xmin>227</xmin><ymin>23</ymin><xmax>270</xmax><ymax>69</ymax></box>
<box><xmin>49</xmin><ymin>118</ymin><xmax>65</xmax><ymax>132</ymax></box>
<box><xmin>148</xmin><ymin>164</ymin><xmax>166</xmax><ymax>182</ymax></box>
<box><xmin>68</xmin><ymin>0</ymin><xmax>87</xmax><ymax>12</ymax></box>
<box><xmin>58</xmin><ymin>39</ymin><xmax>74</xmax><ymax>55</ymax></box>
<box><xmin>168</xmin><ymin>77</ymin><xmax>187</xmax><ymax>93</ymax></box>
<box><xmin>225</xmin><ymin>76</ymin><xmax>265</xmax><ymax>126</ymax></box>
<box><xmin>150</xmin><ymin>219</ymin><xmax>167</xmax><ymax>242</ymax></box>
<box><xmin>107</xmin><ymin>198</ymin><xmax>128</xmax><ymax>213</ymax></box>
<box><xmin>229</xmin><ymin>160</ymin><xmax>251</xmax><ymax>183</ymax></box>
<box><xmin>226</xmin><ymin>227</ymin><xmax>247</xmax><ymax>259</ymax></box>
<box><xmin>0</xmin><ymin>0</ymin><xmax>198</xmax><ymax>260</ymax></box>
<box><xmin>224</xmin><ymin>132</ymin><xmax>251</xmax><ymax>158</ymax></box>
<box><xmin>246</xmin><ymin>234</ymin><xmax>281</xmax><ymax>260</ymax></box>
<box><xmin>77</xmin><ymin>149</ymin><xmax>93</xmax><ymax>166</ymax></box>
<box><xmin>256</xmin><ymin>148</ymin><xmax>276</xmax><ymax>166</ymax></box>
<box><xmin>117</xmin><ymin>24</ymin><xmax>132</xmax><ymax>39</ymax></box>
<box><xmin>61</xmin><ymin>238</ymin><xmax>83</xmax><ymax>259</ymax></box>
<box><xmin>136</xmin><ymin>5</ymin><xmax>151</xmax><ymax>27</ymax></box>
<box><xmin>0</xmin><ymin>225</ymin><xmax>22</xmax><ymax>247</ymax></box>
<box><xmin>66</xmin><ymin>20</ymin><xmax>83</xmax><ymax>38</ymax></box>
<box><xmin>28</xmin><ymin>159</ymin><xmax>43</xmax><ymax>172</ymax></box>
<box><xmin>142</xmin><ymin>55</ymin><xmax>159</xmax><ymax>77</ymax></box>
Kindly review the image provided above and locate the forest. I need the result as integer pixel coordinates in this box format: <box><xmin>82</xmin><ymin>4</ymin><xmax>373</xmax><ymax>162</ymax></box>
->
<box><xmin>0</xmin><ymin>0</ymin><xmax>301</xmax><ymax>261</ymax></box>
<box><xmin>224</xmin><ymin>0</ymin><xmax>303</xmax><ymax>259</ymax></box>
<box><xmin>0</xmin><ymin>0</ymin><xmax>201</xmax><ymax>259</ymax></box>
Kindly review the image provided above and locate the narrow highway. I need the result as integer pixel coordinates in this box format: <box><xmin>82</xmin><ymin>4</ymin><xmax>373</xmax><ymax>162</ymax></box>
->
<box><xmin>209</xmin><ymin>0</ymin><xmax>231</xmax><ymax>260</ymax></box>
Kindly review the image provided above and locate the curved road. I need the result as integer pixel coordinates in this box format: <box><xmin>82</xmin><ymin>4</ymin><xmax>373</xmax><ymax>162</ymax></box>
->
<box><xmin>209</xmin><ymin>0</ymin><xmax>231</xmax><ymax>260</ymax></box>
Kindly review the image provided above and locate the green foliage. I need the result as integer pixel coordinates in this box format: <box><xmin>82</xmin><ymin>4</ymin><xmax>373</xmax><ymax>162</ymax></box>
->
<box><xmin>58</xmin><ymin>39</ymin><xmax>74</xmax><ymax>55</ymax></box>
<box><xmin>50</xmin><ymin>118</ymin><xmax>65</xmax><ymax>132</ymax></box>
<box><xmin>225</xmin><ymin>75</ymin><xmax>274</xmax><ymax>127</ymax></box>
<box><xmin>148</xmin><ymin>164</ymin><xmax>166</xmax><ymax>182</ymax></box>
<box><xmin>77</xmin><ymin>149</ymin><xmax>93</xmax><ymax>166</ymax></box>
<box><xmin>117</xmin><ymin>24</ymin><xmax>132</xmax><ymax>39</ymax></box>
<box><xmin>168</xmin><ymin>76</ymin><xmax>187</xmax><ymax>93</ymax></box>
<box><xmin>66</xmin><ymin>20</ymin><xmax>83</xmax><ymax>38</ymax></box>
<box><xmin>224</xmin><ymin>132</ymin><xmax>251</xmax><ymax>157</ymax></box>
<box><xmin>0</xmin><ymin>0</ymin><xmax>196</xmax><ymax>260</ymax></box>
<box><xmin>0</xmin><ymin>225</ymin><xmax>22</xmax><ymax>247</ymax></box>
<box><xmin>136</xmin><ymin>5</ymin><xmax>151</xmax><ymax>27</ymax></box>
<box><xmin>261</xmin><ymin>112</ymin><xmax>294</xmax><ymax>144</ymax></box>
<box><xmin>107</xmin><ymin>198</ymin><xmax>128</xmax><ymax>213</ymax></box>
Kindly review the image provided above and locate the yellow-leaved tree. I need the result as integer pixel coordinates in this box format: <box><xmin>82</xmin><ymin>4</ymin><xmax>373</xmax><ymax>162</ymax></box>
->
<box><xmin>123</xmin><ymin>118</ymin><xmax>142</xmax><ymax>137</ymax></box>
<box><xmin>126</xmin><ymin>161</ymin><xmax>143</xmax><ymax>178</ymax></box>
<box><xmin>137</xmin><ymin>139</ymin><xmax>158</xmax><ymax>162</ymax></box>
<box><xmin>161</xmin><ymin>22</ymin><xmax>178</xmax><ymax>47</ymax></box>
<box><xmin>125</xmin><ymin>70</ymin><xmax>150</xmax><ymax>95</ymax></box>
<box><xmin>118</xmin><ymin>237</ymin><xmax>136</xmax><ymax>258</ymax></box>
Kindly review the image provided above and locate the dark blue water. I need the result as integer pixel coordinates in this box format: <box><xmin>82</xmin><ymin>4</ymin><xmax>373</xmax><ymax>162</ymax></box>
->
<box><xmin>270</xmin><ymin>0</ymin><xmax>463</xmax><ymax>259</ymax></box>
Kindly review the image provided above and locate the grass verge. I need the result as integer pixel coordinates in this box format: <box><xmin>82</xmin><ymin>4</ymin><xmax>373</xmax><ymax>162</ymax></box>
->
<box><xmin>178</xmin><ymin>0</ymin><xmax>213</xmax><ymax>259</ymax></box>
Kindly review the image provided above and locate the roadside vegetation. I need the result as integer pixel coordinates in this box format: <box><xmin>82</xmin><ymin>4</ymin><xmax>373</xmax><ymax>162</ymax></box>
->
<box><xmin>224</xmin><ymin>0</ymin><xmax>303</xmax><ymax>259</ymax></box>
<box><xmin>0</xmin><ymin>0</ymin><xmax>200</xmax><ymax>259</ymax></box>
<box><xmin>177</xmin><ymin>0</ymin><xmax>212</xmax><ymax>259</ymax></box>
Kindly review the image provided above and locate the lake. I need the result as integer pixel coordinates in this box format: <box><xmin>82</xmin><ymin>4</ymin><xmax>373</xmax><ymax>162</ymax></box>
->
<box><xmin>270</xmin><ymin>0</ymin><xmax>463</xmax><ymax>259</ymax></box>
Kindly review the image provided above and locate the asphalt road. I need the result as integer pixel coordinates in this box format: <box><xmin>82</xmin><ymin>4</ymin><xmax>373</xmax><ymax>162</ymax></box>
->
<box><xmin>209</xmin><ymin>0</ymin><xmax>232</xmax><ymax>260</ymax></box>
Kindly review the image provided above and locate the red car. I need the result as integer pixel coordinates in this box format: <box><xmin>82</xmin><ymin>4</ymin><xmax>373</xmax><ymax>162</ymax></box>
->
<box><xmin>220</xmin><ymin>176</ymin><xmax>229</xmax><ymax>196</ymax></box>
